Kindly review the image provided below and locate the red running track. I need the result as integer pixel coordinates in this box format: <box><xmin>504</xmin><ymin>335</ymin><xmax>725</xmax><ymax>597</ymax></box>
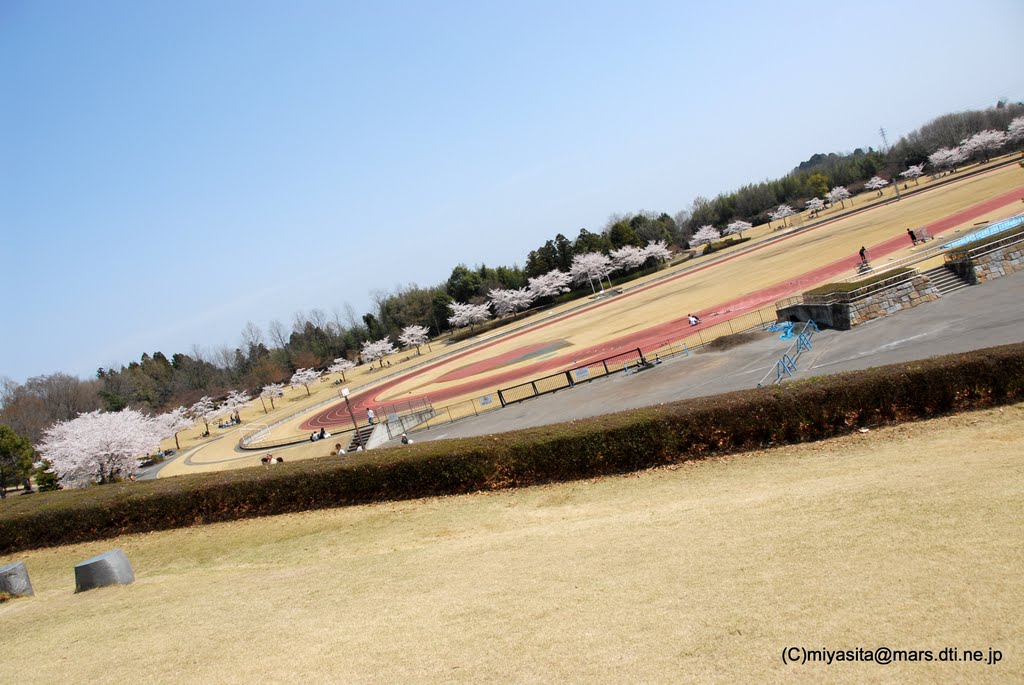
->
<box><xmin>302</xmin><ymin>185</ymin><xmax>1024</xmax><ymax>430</ymax></box>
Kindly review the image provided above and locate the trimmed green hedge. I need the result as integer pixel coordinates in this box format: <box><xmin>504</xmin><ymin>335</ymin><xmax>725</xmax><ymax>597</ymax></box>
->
<box><xmin>2</xmin><ymin>343</ymin><xmax>1023</xmax><ymax>554</ymax></box>
<box><xmin>703</xmin><ymin>236</ymin><xmax>751</xmax><ymax>254</ymax></box>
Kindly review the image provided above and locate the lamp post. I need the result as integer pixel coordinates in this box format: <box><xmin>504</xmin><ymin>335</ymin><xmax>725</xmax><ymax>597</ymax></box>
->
<box><xmin>341</xmin><ymin>387</ymin><xmax>362</xmax><ymax>448</ymax></box>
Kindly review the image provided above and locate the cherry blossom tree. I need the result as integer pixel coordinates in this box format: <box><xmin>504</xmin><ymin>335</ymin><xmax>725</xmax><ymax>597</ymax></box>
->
<box><xmin>154</xmin><ymin>406</ymin><xmax>192</xmax><ymax>450</ymax></box>
<box><xmin>290</xmin><ymin>368</ymin><xmax>322</xmax><ymax>396</ymax></box>
<box><xmin>488</xmin><ymin>288</ymin><xmax>535</xmax><ymax>318</ymax></box>
<box><xmin>864</xmin><ymin>176</ymin><xmax>890</xmax><ymax>196</ymax></box>
<box><xmin>361</xmin><ymin>338</ymin><xmax>398</xmax><ymax>368</ymax></box>
<box><xmin>804</xmin><ymin>198</ymin><xmax>825</xmax><ymax>216</ymax></box>
<box><xmin>724</xmin><ymin>220</ymin><xmax>752</xmax><ymax>238</ymax></box>
<box><xmin>690</xmin><ymin>225</ymin><xmax>721</xmax><ymax>246</ymax></box>
<box><xmin>961</xmin><ymin>129</ymin><xmax>1007</xmax><ymax>163</ymax></box>
<box><xmin>188</xmin><ymin>396</ymin><xmax>218</xmax><ymax>434</ymax></box>
<box><xmin>928</xmin><ymin>147</ymin><xmax>967</xmax><ymax>173</ymax></box>
<box><xmin>899</xmin><ymin>164</ymin><xmax>924</xmax><ymax>185</ymax></box>
<box><xmin>327</xmin><ymin>358</ymin><xmax>356</xmax><ymax>382</ymax></box>
<box><xmin>570</xmin><ymin>252</ymin><xmax>614</xmax><ymax>293</ymax></box>
<box><xmin>260</xmin><ymin>383</ymin><xmax>285</xmax><ymax>412</ymax></box>
<box><xmin>398</xmin><ymin>325</ymin><xmax>431</xmax><ymax>354</ymax></box>
<box><xmin>447</xmin><ymin>302</ymin><xmax>492</xmax><ymax>329</ymax></box>
<box><xmin>39</xmin><ymin>409</ymin><xmax>162</xmax><ymax>488</ymax></box>
<box><xmin>1008</xmin><ymin>116</ymin><xmax>1024</xmax><ymax>144</ymax></box>
<box><xmin>825</xmin><ymin>186</ymin><xmax>851</xmax><ymax>208</ymax></box>
<box><xmin>610</xmin><ymin>245</ymin><xmax>647</xmax><ymax>273</ymax></box>
<box><xmin>527</xmin><ymin>270</ymin><xmax>573</xmax><ymax>299</ymax></box>
<box><xmin>643</xmin><ymin>240</ymin><xmax>672</xmax><ymax>263</ymax></box>
<box><xmin>219</xmin><ymin>390</ymin><xmax>252</xmax><ymax>422</ymax></box>
<box><xmin>769</xmin><ymin>204</ymin><xmax>796</xmax><ymax>228</ymax></box>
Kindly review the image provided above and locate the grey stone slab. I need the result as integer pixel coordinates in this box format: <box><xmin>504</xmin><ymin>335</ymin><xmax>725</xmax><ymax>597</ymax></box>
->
<box><xmin>74</xmin><ymin>549</ymin><xmax>135</xmax><ymax>592</ymax></box>
<box><xmin>0</xmin><ymin>561</ymin><xmax>34</xmax><ymax>596</ymax></box>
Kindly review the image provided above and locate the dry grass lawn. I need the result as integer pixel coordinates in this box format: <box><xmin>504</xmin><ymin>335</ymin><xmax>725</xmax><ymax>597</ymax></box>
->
<box><xmin>4</xmin><ymin>403</ymin><xmax>1021</xmax><ymax>684</ymax></box>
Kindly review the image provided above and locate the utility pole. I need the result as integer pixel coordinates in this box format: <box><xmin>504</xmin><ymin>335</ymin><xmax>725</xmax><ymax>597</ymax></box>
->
<box><xmin>879</xmin><ymin>126</ymin><xmax>889</xmax><ymax>152</ymax></box>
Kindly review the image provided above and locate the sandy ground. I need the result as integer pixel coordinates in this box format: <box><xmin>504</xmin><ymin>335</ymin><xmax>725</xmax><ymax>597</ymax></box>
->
<box><xmin>2</xmin><ymin>404</ymin><xmax>1021</xmax><ymax>684</ymax></box>
<box><xmin>160</xmin><ymin>160</ymin><xmax>1024</xmax><ymax>475</ymax></box>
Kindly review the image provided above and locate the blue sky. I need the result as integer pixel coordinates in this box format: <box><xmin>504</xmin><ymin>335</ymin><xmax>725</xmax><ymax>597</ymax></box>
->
<box><xmin>2</xmin><ymin>0</ymin><xmax>1022</xmax><ymax>382</ymax></box>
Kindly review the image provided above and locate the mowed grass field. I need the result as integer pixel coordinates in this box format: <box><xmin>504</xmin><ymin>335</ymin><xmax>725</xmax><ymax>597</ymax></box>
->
<box><xmin>3</xmin><ymin>404</ymin><xmax>1021</xmax><ymax>684</ymax></box>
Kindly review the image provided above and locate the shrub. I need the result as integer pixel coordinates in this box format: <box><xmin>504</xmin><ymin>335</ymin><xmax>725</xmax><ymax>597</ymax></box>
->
<box><xmin>703</xmin><ymin>236</ymin><xmax>751</xmax><ymax>255</ymax></box>
<box><xmin>1</xmin><ymin>343</ymin><xmax>1022</xmax><ymax>554</ymax></box>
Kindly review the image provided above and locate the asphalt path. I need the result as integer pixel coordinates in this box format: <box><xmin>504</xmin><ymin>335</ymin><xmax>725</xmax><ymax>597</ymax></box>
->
<box><xmin>405</xmin><ymin>271</ymin><xmax>1024</xmax><ymax>444</ymax></box>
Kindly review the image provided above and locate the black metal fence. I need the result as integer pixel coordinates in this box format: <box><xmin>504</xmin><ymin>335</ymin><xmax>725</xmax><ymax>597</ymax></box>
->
<box><xmin>497</xmin><ymin>347</ymin><xmax>646</xmax><ymax>406</ymax></box>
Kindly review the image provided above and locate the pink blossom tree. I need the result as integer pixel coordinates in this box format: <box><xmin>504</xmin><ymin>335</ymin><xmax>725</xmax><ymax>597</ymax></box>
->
<box><xmin>447</xmin><ymin>302</ymin><xmax>492</xmax><ymax>330</ymax></box>
<box><xmin>290</xmin><ymin>368</ymin><xmax>322</xmax><ymax>396</ymax></box>
<box><xmin>154</xmin><ymin>406</ymin><xmax>192</xmax><ymax>450</ymax></box>
<box><xmin>864</xmin><ymin>176</ymin><xmax>890</xmax><ymax>196</ymax></box>
<box><xmin>825</xmin><ymin>186</ymin><xmax>851</xmax><ymax>208</ymax></box>
<box><xmin>488</xmin><ymin>288</ymin><xmax>535</xmax><ymax>318</ymax></box>
<box><xmin>804</xmin><ymin>198</ymin><xmax>825</xmax><ymax>216</ymax></box>
<box><xmin>643</xmin><ymin>240</ymin><xmax>672</xmax><ymax>263</ymax></box>
<box><xmin>327</xmin><ymin>358</ymin><xmax>356</xmax><ymax>381</ymax></box>
<box><xmin>570</xmin><ymin>252</ymin><xmax>613</xmax><ymax>293</ymax></box>
<box><xmin>769</xmin><ymin>204</ymin><xmax>796</xmax><ymax>228</ymax></box>
<box><xmin>1008</xmin><ymin>116</ymin><xmax>1024</xmax><ymax>144</ymax></box>
<box><xmin>690</xmin><ymin>225</ymin><xmax>721</xmax><ymax>246</ymax></box>
<box><xmin>361</xmin><ymin>338</ymin><xmax>398</xmax><ymax>368</ymax></box>
<box><xmin>961</xmin><ymin>129</ymin><xmax>1007</xmax><ymax>163</ymax></box>
<box><xmin>527</xmin><ymin>270</ymin><xmax>572</xmax><ymax>299</ymax></box>
<box><xmin>899</xmin><ymin>164</ymin><xmax>924</xmax><ymax>185</ymax></box>
<box><xmin>724</xmin><ymin>220</ymin><xmax>752</xmax><ymax>238</ymax></box>
<box><xmin>260</xmin><ymin>383</ymin><xmax>285</xmax><ymax>412</ymax></box>
<box><xmin>398</xmin><ymin>325</ymin><xmax>431</xmax><ymax>354</ymax></box>
<box><xmin>188</xmin><ymin>396</ymin><xmax>218</xmax><ymax>434</ymax></box>
<box><xmin>219</xmin><ymin>390</ymin><xmax>252</xmax><ymax>423</ymax></box>
<box><xmin>928</xmin><ymin>147</ymin><xmax>967</xmax><ymax>173</ymax></box>
<box><xmin>610</xmin><ymin>245</ymin><xmax>647</xmax><ymax>273</ymax></box>
<box><xmin>39</xmin><ymin>409</ymin><xmax>162</xmax><ymax>488</ymax></box>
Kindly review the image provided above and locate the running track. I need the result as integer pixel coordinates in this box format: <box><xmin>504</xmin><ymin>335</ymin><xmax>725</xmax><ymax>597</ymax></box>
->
<box><xmin>302</xmin><ymin>186</ymin><xmax>1024</xmax><ymax>430</ymax></box>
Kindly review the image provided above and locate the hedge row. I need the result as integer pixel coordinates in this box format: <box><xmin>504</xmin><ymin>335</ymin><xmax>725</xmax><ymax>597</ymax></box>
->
<box><xmin>2</xmin><ymin>343</ymin><xmax>1023</xmax><ymax>554</ymax></box>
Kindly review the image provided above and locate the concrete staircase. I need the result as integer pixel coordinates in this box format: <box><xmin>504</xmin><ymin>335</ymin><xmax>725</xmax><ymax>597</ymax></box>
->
<box><xmin>346</xmin><ymin>424</ymin><xmax>375</xmax><ymax>452</ymax></box>
<box><xmin>922</xmin><ymin>265</ymin><xmax>971</xmax><ymax>296</ymax></box>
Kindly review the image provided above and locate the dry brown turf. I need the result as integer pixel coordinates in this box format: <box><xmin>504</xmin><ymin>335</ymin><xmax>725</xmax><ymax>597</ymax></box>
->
<box><xmin>2</xmin><ymin>404</ymin><xmax>1021</xmax><ymax>684</ymax></box>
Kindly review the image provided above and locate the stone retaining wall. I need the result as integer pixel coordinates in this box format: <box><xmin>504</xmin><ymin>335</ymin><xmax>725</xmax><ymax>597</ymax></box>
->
<box><xmin>971</xmin><ymin>240</ymin><xmax>1024</xmax><ymax>283</ymax></box>
<box><xmin>847</xmin><ymin>275</ymin><xmax>941</xmax><ymax>326</ymax></box>
<box><xmin>778</xmin><ymin>273</ymin><xmax>940</xmax><ymax>329</ymax></box>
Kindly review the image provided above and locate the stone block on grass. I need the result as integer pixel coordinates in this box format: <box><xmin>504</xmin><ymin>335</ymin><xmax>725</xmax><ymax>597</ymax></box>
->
<box><xmin>74</xmin><ymin>549</ymin><xmax>135</xmax><ymax>593</ymax></box>
<box><xmin>0</xmin><ymin>561</ymin><xmax>34</xmax><ymax>597</ymax></box>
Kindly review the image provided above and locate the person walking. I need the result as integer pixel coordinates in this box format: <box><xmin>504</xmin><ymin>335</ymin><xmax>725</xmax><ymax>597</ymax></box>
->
<box><xmin>907</xmin><ymin>228</ymin><xmax>918</xmax><ymax>246</ymax></box>
<box><xmin>366</xmin><ymin>408</ymin><xmax>376</xmax><ymax>425</ymax></box>
<box><xmin>859</xmin><ymin>246</ymin><xmax>868</xmax><ymax>265</ymax></box>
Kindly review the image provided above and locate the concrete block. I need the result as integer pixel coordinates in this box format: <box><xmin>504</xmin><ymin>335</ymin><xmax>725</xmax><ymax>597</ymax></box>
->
<box><xmin>0</xmin><ymin>561</ymin><xmax>34</xmax><ymax>597</ymax></box>
<box><xmin>74</xmin><ymin>549</ymin><xmax>135</xmax><ymax>592</ymax></box>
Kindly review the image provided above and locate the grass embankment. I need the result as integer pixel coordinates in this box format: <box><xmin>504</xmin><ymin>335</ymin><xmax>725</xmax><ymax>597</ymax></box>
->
<box><xmin>2</xmin><ymin>343</ymin><xmax>1022</xmax><ymax>554</ymax></box>
<box><xmin>804</xmin><ymin>268</ymin><xmax>914</xmax><ymax>297</ymax></box>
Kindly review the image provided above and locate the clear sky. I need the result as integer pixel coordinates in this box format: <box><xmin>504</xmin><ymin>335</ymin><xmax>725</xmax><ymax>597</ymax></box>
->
<box><xmin>2</xmin><ymin>0</ymin><xmax>1022</xmax><ymax>383</ymax></box>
